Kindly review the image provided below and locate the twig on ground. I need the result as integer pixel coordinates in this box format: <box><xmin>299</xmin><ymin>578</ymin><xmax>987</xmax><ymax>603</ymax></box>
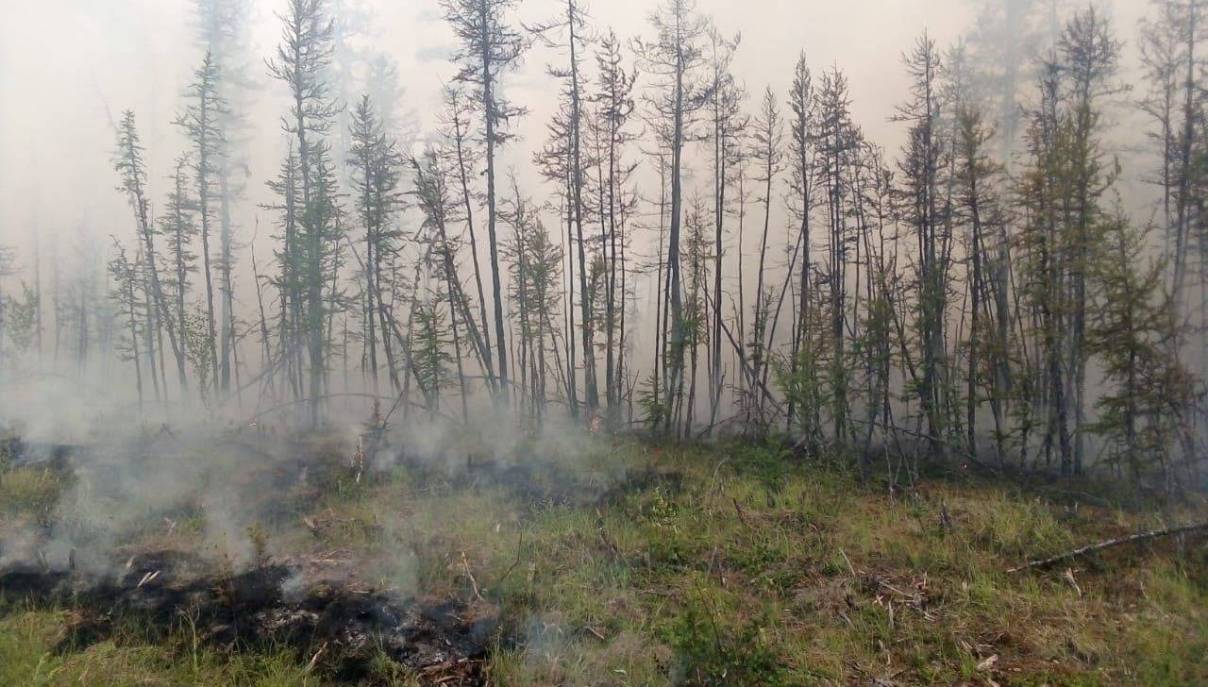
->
<box><xmin>732</xmin><ymin>497</ymin><xmax>752</xmax><ymax>528</ymax></box>
<box><xmin>460</xmin><ymin>551</ymin><xmax>485</xmax><ymax>602</ymax></box>
<box><xmin>839</xmin><ymin>548</ymin><xmax>858</xmax><ymax>577</ymax></box>
<box><xmin>490</xmin><ymin>531</ymin><xmax>525</xmax><ymax>592</ymax></box>
<box><xmin>304</xmin><ymin>642</ymin><xmax>328</xmax><ymax>673</ymax></box>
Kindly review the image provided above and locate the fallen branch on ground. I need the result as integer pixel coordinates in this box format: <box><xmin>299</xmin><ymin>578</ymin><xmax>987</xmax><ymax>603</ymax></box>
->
<box><xmin>459</xmin><ymin>551</ymin><xmax>485</xmax><ymax>602</ymax></box>
<box><xmin>1007</xmin><ymin>521</ymin><xmax>1208</xmax><ymax>573</ymax></box>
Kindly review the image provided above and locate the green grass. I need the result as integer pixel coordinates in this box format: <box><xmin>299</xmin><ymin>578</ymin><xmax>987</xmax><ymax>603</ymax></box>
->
<box><xmin>1</xmin><ymin>438</ymin><xmax>1206</xmax><ymax>685</ymax></box>
<box><xmin>0</xmin><ymin>608</ymin><xmax>325</xmax><ymax>687</ymax></box>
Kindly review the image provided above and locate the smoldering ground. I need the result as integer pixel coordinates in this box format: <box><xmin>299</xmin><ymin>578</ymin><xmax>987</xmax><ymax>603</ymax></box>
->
<box><xmin>0</xmin><ymin>386</ymin><xmax>673</xmax><ymax>683</ymax></box>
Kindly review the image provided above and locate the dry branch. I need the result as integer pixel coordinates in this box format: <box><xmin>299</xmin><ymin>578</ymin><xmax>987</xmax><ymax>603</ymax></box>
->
<box><xmin>1007</xmin><ymin>521</ymin><xmax>1208</xmax><ymax>573</ymax></box>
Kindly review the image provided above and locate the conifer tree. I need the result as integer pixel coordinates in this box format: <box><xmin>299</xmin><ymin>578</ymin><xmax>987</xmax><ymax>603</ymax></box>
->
<box><xmin>442</xmin><ymin>0</ymin><xmax>528</xmax><ymax>407</ymax></box>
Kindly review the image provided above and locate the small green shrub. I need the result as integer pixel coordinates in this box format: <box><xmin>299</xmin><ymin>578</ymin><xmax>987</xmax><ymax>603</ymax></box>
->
<box><xmin>665</xmin><ymin>595</ymin><xmax>787</xmax><ymax>687</ymax></box>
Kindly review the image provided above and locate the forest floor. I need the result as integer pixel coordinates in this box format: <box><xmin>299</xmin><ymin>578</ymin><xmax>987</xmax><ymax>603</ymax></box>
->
<box><xmin>0</xmin><ymin>431</ymin><xmax>1206</xmax><ymax>686</ymax></box>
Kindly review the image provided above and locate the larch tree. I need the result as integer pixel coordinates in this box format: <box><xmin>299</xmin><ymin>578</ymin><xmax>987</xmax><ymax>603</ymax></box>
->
<box><xmin>160</xmin><ymin>155</ymin><xmax>199</xmax><ymax>397</ymax></box>
<box><xmin>348</xmin><ymin>94</ymin><xmax>406</xmax><ymax>394</ymax></box>
<box><xmin>895</xmin><ymin>32</ymin><xmax>951</xmax><ymax>458</ymax></box>
<box><xmin>411</xmin><ymin>145</ymin><xmax>488</xmax><ymax>421</ymax></box>
<box><xmin>592</xmin><ymin>29</ymin><xmax>640</xmax><ymax>426</ymax></box>
<box><xmin>636</xmin><ymin>0</ymin><xmax>715</xmax><ymax>436</ymax></box>
<box><xmin>114</xmin><ymin>111</ymin><xmax>189</xmax><ymax>394</ymax></box>
<box><xmin>953</xmin><ymin>102</ymin><xmax>1006</xmax><ymax>458</ymax></box>
<box><xmin>177</xmin><ymin>50</ymin><xmax>228</xmax><ymax>394</ymax></box>
<box><xmin>267</xmin><ymin>0</ymin><xmax>344</xmax><ymax>426</ymax></box>
<box><xmin>441</xmin><ymin>0</ymin><xmax>528</xmax><ymax>407</ymax></box>
<box><xmin>107</xmin><ymin>240</ymin><xmax>146</xmax><ymax>407</ymax></box>
<box><xmin>533</xmin><ymin>0</ymin><xmax>598</xmax><ymax>418</ymax></box>
<box><xmin>440</xmin><ymin>86</ymin><xmax>496</xmax><ymax>392</ymax></box>
<box><xmin>1088</xmin><ymin>213</ymin><xmax>1199</xmax><ymax>489</ymax></box>
<box><xmin>1139</xmin><ymin>0</ymin><xmax>1206</xmax><ymax>368</ymax></box>
<box><xmin>785</xmin><ymin>52</ymin><xmax>818</xmax><ymax>436</ymax></box>
<box><xmin>748</xmin><ymin>86</ymin><xmax>784</xmax><ymax>428</ymax></box>
<box><xmin>1058</xmin><ymin>6</ymin><xmax>1124</xmax><ymax>474</ymax></box>
<box><xmin>814</xmin><ymin>67</ymin><xmax>858</xmax><ymax>443</ymax></box>
<box><xmin>195</xmin><ymin>0</ymin><xmax>255</xmax><ymax>395</ymax></box>
<box><xmin>704</xmin><ymin>27</ymin><xmax>744</xmax><ymax>431</ymax></box>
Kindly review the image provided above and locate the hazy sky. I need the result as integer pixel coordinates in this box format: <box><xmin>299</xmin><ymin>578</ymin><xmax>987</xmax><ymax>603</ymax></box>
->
<box><xmin>0</xmin><ymin>0</ymin><xmax>1150</xmax><ymax>280</ymax></box>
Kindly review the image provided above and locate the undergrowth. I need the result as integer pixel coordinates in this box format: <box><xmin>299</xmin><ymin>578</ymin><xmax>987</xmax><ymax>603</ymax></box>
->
<box><xmin>1</xmin><ymin>438</ymin><xmax>1205</xmax><ymax>686</ymax></box>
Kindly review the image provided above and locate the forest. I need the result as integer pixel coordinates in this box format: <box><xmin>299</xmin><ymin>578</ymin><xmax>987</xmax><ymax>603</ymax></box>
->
<box><xmin>0</xmin><ymin>0</ymin><xmax>1207</xmax><ymax>685</ymax></box>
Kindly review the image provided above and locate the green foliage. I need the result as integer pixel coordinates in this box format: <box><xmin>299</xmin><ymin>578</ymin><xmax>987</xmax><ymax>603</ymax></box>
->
<box><xmin>0</xmin><ymin>467</ymin><xmax>63</xmax><ymax>522</ymax></box>
<box><xmin>1086</xmin><ymin>215</ymin><xmax>1199</xmax><ymax>483</ymax></box>
<box><xmin>666</xmin><ymin>595</ymin><xmax>787</xmax><ymax>687</ymax></box>
<box><xmin>4</xmin><ymin>283</ymin><xmax>39</xmax><ymax>357</ymax></box>
<box><xmin>638</xmin><ymin>371</ymin><xmax>670</xmax><ymax>431</ymax></box>
<box><xmin>183</xmin><ymin>306</ymin><xmax>216</xmax><ymax>395</ymax></box>
<box><xmin>411</xmin><ymin>302</ymin><xmax>454</xmax><ymax>409</ymax></box>
<box><xmin>727</xmin><ymin>442</ymin><xmax>792</xmax><ymax>491</ymax></box>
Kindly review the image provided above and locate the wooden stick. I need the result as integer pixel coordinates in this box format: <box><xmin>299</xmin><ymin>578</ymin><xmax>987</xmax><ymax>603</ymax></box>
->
<box><xmin>460</xmin><ymin>551</ymin><xmax>485</xmax><ymax>601</ymax></box>
<box><xmin>1007</xmin><ymin>521</ymin><xmax>1208</xmax><ymax>573</ymax></box>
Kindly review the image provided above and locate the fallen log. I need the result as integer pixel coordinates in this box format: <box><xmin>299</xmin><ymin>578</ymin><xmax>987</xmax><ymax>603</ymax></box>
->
<box><xmin>1007</xmin><ymin>521</ymin><xmax>1208</xmax><ymax>573</ymax></box>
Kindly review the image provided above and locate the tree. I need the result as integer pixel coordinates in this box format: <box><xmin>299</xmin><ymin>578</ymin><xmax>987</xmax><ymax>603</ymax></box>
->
<box><xmin>1139</xmin><ymin>0</ymin><xmax>1205</xmax><ymax>362</ymax></box>
<box><xmin>748</xmin><ymin>86</ymin><xmax>783</xmax><ymax>428</ymax></box>
<box><xmin>1088</xmin><ymin>214</ymin><xmax>1198</xmax><ymax>488</ymax></box>
<box><xmin>107</xmin><ymin>240</ymin><xmax>147</xmax><ymax>407</ymax></box>
<box><xmin>409</xmin><ymin>301</ymin><xmax>451</xmax><ymax>416</ymax></box>
<box><xmin>267</xmin><ymin>0</ymin><xmax>344</xmax><ymax>426</ymax></box>
<box><xmin>637</xmin><ymin>0</ymin><xmax>715</xmax><ymax>435</ymax></box>
<box><xmin>704</xmin><ymin>28</ymin><xmax>744</xmax><ymax>431</ymax></box>
<box><xmin>177</xmin><ymin>51</ymin><xmax>228</xmax><ymax>393</ymax></box>
<box><xmin>502</xmin><ymin>180</ymin><xmax>565</xmax><ymax>421</ymax></box>
<box><xmin>895</xmin><ymin>32</ymin><xmax>951</xmax><ymax>458</ymax></box>
<box><xmin>0</xmin><ymin>246</ymin><xmax>16</xmax><ymax>368</ymax></box>
<box><xmin>953</xmin><ymin>102</ymin><xmax>1009</xmax><ymax>460</ymax></box>
<box><xmin>1059</xmin><ymin>7</ymin><xmax>1124</xmax><ymax>474</ymax></box>
<box><xmin>442</xmin><ymin>0</ymin><xmax>528</xmax><ymax>407</ymax></box>
<box><xmin>196</xmin><ymin>0</ymin><xmax>255</xmax><ymax>395</ymax></box>
<box><xmin>592</xmin><ymin>29</ymin><xmax>640</xmax><ymax>425</ymax></box>
<box><xmin>815</xmin><ymin>67</ymin><xmax>858</xmax><ymax>443</ymax></box>
<box><xmin>160</xmin><ymin>156</ymin><xmax>199</xmax><ymax>391</ymax></box>
<box><xmin>533</xmin><ymin>0</ymin><xmax>598</xmax><ymax>417</ymax></box>
<box><xmin>114</xmin><ymin>111</ymin><xmax>188</xmax><ymax>393</ymax></box>
<box><xmin>412</xmin><ymin>145</ymin><xmax>493</xmax><ymax>420</ymax></box>
<box><xmin>785</xmin><ymin>52</ymin><xmax>817</xmax><ymax>435</ymax></box>
<box><xmin>440</xmin><ymin>86</ymin><xmax>496</xmax><ymax>392</ymax></box>
<box><xmin>348</xmin><ymin>95</ymin><xmax>405</xmax><ymax>393</ymax></box>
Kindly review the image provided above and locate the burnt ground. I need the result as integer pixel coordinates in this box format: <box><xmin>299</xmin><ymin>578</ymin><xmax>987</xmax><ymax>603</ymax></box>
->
<box><xmin>0</xmin><ymin>429</ymin><xmax>693</xmax><ymax>685</ymax></box>
<box><xmin>0</xmin><ymin>549</ymin><xmax>496</xmax><ymax>686</ymax></box>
